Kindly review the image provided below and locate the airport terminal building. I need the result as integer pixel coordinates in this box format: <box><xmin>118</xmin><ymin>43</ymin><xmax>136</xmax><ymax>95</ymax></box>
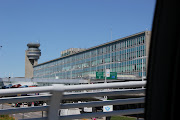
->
<box><xmin>33</xmin><ymin>31</ymin><xmax>151</xmax><ymax>79</ymax></box>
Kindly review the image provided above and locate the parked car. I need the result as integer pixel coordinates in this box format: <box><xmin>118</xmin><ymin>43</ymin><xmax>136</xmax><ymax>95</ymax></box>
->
<box><xmin>19</xmin><ymin>103</ymin><xmax>28</xmax><ymax>108</ymax></box>
<box><xmin>23</xmin><ymin>103</ymin><xmax>28</xmax><ymax>107</ymax></box>
<box><xmin>19</xmin><ymin>85</ymin><xmax>28</xmax><ymax>88</ymax></box>
<box><xmin>11</xmin><ymin>84</ymin><xmax>21</xmax><ymax>88</ymax></box>
<box><xmin>2</xmin><ymin>84</ymin><xmax>12</xmax><ymax>89</ymax></box>
<box><xmin>15</xmin><ymin>102</ymin><xmax>22</xmax><ymax>107</ymax></box>
<box><xmin>11</xmin><ymin>103</ymin><xmax>15</xmax><ymax>107</ymax></box>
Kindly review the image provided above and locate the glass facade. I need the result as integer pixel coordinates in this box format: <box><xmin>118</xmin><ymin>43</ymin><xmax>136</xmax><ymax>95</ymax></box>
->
<box><xmin>33</xmin><ymin>31</ymin><xmax>150</xmax><ymax>79</ymax></box>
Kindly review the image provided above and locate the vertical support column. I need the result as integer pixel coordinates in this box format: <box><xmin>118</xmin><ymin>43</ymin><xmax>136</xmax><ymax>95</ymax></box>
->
<box><xmin>96</xmin><ymin>49</ymin><xmax>97</xmax><ymax>72</ymax></box>
<box><xmin>90</xmin><ymin>51</ymin><xmax>92</xmax><ymax>76</ymax></box>
<box><xmin>48</xmin><ymin>84</ymin><xmax>64</xmax><ymax>120</ymax></box>
<box><xmin>142</xmin><ymin>58</ymin><xmax>144</xmax><ymax>89</ymax></box>
<box><xmin>126</xmin><ymin>40</ymin><xmax>127</xmax><ymax>74</ymax></box>
<box><xmin>105</xmin><ymin>65</ymin><xmax>107</xmax><ymax>83</ymax></box>
<box><xmin>142</xmin><ymin>58</ymin><xmax>144</xmax><ymax>80</ymax></box>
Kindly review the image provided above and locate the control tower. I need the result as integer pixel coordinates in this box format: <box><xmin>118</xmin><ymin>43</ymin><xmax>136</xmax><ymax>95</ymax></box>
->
<box><xmin>25</xmin><ymin>43</ymin><xmax>41</xmax><ymax>78</ymax></box>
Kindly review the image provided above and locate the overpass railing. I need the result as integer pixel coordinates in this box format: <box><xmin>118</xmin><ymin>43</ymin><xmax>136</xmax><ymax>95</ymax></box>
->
<box><xmin>0</xmin><ymin>81</ymin><xmax>146</xmax><ymax>120</ymax></box>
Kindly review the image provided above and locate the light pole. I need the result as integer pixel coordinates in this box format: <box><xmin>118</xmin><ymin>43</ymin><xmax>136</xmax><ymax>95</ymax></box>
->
<box><xmin>105</xmin><ymin>65</ymin><xmax>107</xmax><ymax>83</ymax></box>
<box><xmin>97</xmin><ymin>61</ymin><xmax>121</xmax><ymax>100</ymax></box>
<box><xmin>142</xmin><ymin>58</ymin><xmax>144</xmax><ymax>81</ymax></box>
<box><xmin>97</xmin><ymin>61</ymin><xmax>122</xmax><ymax>83</ymax></box>
<box><xmin>140</xmin><ymin>56</ymin><xmax>147</xmax><ymax>81</ymax></box>
<box><xmin>132</xmin><ymin>56</ymin><xmax>147</xmax><ymax>81</ymax></box>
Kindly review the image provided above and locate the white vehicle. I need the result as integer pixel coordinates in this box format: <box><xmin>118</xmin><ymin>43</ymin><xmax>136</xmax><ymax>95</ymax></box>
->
<box><xmin>23</xmin><ymin>103</ymin><xmax>28</xmax><ymax>107</ymax></box>
<box><xmin>20</xmin><ymin>103</ymin><xmax>28</xmax><ymax>108</ymax></box>
<box><xmin>11</xmin><ymin>103</ymin><xmax>15</xmax><ymax>107</ymax></box>
<box><xmin>43</xmin><ymin>102</ymin><xmax>47</xmax><ymax>106</ymax></box>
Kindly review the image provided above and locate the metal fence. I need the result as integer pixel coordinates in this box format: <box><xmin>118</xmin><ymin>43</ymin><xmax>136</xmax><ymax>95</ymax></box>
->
<box><xmin>0</xmin><ymin>81</ymin><xmax>146</xmax><ymax>120</ymax></box>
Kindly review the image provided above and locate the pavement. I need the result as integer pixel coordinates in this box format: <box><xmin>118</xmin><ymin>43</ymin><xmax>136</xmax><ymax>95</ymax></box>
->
<box><xmin>0</xmin><ymin>103</ymin><xmax>46</xmax><ymax>120</ymax></box>
<box><xmin>0</xmin><ymin>104</ymin><xmax>105</xmax><ymax>120</ymax></box>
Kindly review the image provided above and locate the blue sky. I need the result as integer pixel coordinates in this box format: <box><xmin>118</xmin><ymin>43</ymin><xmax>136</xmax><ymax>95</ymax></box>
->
<box><xmin>0</xmin><ymin>0</ymin><xmax>156</xmax><ymax>77</ymax></box>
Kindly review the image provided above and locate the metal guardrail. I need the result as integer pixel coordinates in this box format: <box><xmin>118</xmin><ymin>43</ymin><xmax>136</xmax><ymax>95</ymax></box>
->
<box><xmin>0</xmin><ymin>81</ymin><xmax>146</xmax><ymax>120</ymax></box>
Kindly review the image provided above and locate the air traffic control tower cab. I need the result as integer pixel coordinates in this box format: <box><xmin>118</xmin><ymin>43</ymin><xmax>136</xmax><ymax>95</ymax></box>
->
<box><xmin>25</xmin><ymin>43</ymin><xmax>41</xmax><ymax>78</ymax></box>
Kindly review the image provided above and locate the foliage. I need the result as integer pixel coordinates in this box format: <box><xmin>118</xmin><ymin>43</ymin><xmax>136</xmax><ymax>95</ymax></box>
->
<box><xmin>0</xmin><ymin>115</ymin><xmax>15</xmax><ymax>120</ymax></box>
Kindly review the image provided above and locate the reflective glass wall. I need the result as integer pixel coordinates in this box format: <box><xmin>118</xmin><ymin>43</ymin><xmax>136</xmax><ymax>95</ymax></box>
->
<box><xmin>34</xmin><ymin>31</ymin><xmax>150</xmax><ymax>79</ymax></box>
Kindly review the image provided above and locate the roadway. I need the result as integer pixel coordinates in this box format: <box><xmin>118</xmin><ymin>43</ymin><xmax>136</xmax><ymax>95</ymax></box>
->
<box><xmin>0</xmin><ymin>103</ymin><xmax>46</xmax><ymax>120</ymax></box>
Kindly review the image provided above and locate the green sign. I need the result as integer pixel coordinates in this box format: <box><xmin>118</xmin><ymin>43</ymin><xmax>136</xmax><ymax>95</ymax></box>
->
<box><xmin>109</xmin><ymin>72</ymin><xmax>117</xmax><ymax>80</ymax></box>
<box><xmin>96</xmin><ymin>72</ymin><xmax>104</xmax><ymax>79</ymax></box>
<box><xmin>96</xmin><ymin>72</ymin><xmax>117</xmax><ymax>80</ymax></box>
